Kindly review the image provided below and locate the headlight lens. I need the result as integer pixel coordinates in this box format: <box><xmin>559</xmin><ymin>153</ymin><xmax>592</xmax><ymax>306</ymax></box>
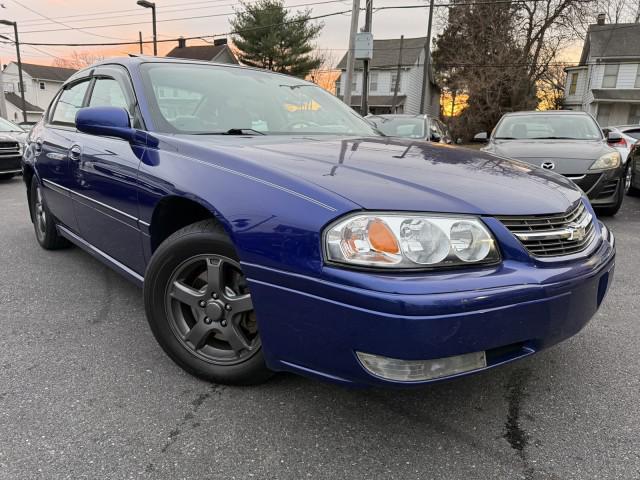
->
<box><xmin>590</xmin><ymin>152</ymin><xmax>620</xmax><ymax>170</ymax></box>
<box><xmin>325</xmin><ymin>214</ymin><xmax>500</xmax><ymax>269</ymax></box>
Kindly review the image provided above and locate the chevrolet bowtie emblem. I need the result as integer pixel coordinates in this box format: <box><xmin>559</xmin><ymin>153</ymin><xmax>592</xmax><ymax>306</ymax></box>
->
<box><xmin>567</xmin><ymin>222</ymin><xmax>586</xmax><ymax>241</ymax></box>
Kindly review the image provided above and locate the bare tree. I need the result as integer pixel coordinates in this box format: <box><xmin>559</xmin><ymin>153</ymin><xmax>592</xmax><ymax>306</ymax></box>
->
<box><xmin>307</xmin><ymin>49</ymin><xmax>338</xmax><ymax>93</ymax></box>
<box><xmin>52</xmin><ymin>51</ymin><xmax>105</xmax><ymax>69</ymax></box>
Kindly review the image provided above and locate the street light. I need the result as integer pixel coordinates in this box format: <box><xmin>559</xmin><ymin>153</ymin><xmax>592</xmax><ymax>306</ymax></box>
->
<box><xmin>136</xmin><ymin>1</ymin><xmax>157</xmax><ymax>56</ymax></box>
<box><xmin>0</xmin><ymin>20</ymin><xmax>26</xmax><ymax>123</ymax></box>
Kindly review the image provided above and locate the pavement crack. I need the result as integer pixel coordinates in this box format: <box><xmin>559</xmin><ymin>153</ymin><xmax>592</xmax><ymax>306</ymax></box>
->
<box><xmin>160</xmin><ymin>384</ymin><xmax>225</xmax><ymax>453</ymax></box>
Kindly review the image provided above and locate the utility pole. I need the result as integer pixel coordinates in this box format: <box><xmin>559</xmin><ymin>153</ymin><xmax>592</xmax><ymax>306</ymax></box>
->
<box><xmin>360</xmin><ymin>0</ymin><xmax>373</xmax><ymax>115</ymax></box>
<box><xmin>391</xmin><ymin>35</ymin><xmax>404</xmax><ymax>113</ymax></box>
<box><xmin>0</xmin><ymin>20</ymin><xmax>26</xmax><ymax>123</ymax></box>
<box><xmin>138</xmin><ymin>31</ymin><xmax>144</xmax><ymax>54</ymax></box>
<box><xmin>0</xmin><ymin>58</ymin><xmax>7</xmax><ymax>120</ymax></box>
<box><xmin>419</xmin><ymin>0</ymin><xmax>435</xmax><ymax>115</ymax></box>
<box><xmin>343</xmin><ymin>0</ymin><xmax>360</xmax><ymax>109</ymax></box>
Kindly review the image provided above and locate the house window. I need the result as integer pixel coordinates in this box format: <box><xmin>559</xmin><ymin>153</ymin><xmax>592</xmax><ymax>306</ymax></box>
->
<box><xmin>391</xmin><ymin>71</ymin><xmax>401</xmax><ymax>91</ymax></box>
<box><xmin>635</xmin><ymin>65</ymin><xmax>640</xmax><ymax>88</ymax></box>
<box><xmin>369</xmin><ymin>72</ymin><xmax>378</xmax><ymax>92</ymax></box>
<box><xmin>597</xmin><ymin>103</ymin><xmax>611</xmax><ymax>126</ymax></box>
<box><xmin>602</xmin><ymin>64</ymin><xmax>619</xmax><ymax>88</ymax></box>
<box><xmin>568</xmin><ymin>73</ymin><xmax>578</xmax><ymax>95</ymax></box>
<box><xmin>629</xmin><ymin>105</ymin><xmax>640</xmax><ymax>124</ymax></box>
<box><xmin>39</xmin><ymin>82</ymin><xmax>45</xmax><ymax>90</ymax></box>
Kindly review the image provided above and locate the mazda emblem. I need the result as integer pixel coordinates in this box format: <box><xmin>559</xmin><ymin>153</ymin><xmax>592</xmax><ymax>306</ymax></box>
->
<box><xmin>541</xmin><ymin>162</ymin><xmax>555</xmax><ymax>170</ymax></box>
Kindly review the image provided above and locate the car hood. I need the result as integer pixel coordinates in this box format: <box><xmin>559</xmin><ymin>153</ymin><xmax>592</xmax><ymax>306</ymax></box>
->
<box><xmin>173</xmin><ymin>135</ymin><xmax>583</xmax><ymax>216</ymax></box>
<box><xmin>485</xmin><ymin>139</ymin><xmax>613</xmax><ymax>174</ymax></box>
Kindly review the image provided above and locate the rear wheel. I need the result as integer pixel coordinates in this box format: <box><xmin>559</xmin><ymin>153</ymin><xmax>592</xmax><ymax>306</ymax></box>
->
<box><xmin>29</xmin><ymin>176</ymin><xmax>70</xmax><ymax>249</ymax></box>
<box><xmin>144</xmin><ymin>219</ymin><xmax>272</xmax><ymax>385</ymax></box>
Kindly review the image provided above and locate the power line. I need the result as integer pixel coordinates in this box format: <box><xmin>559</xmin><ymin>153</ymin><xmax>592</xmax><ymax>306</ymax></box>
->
<box><xmin>9</xmin><ymin>0</ymin><xmax>132</xmax><ymax>41</ymax></box>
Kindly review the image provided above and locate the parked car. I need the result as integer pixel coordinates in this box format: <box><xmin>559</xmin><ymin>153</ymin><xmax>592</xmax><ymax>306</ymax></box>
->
<box><xmin>475</xmin><ymin>111</ymin><xmax>625</xmax><ymax>216</ymax></box>
<box><xmin>601</xmin><ymin>126</ymin><xmax>640</xmax><ymax>192</ymax></box>
<box><xmin>23</xmin><ymin>58</ymin><xmax>615</xmax><ymax>387</ymax></box>
<box><xmin>366</xmin><ymin>114</ymin><xmax>452</xmax><ymax>144</ymax></box>
<box><xmin>0</xmin><ymin>117</ymin><xmax>26</xmax><ymax>180</ymax></box>
<box><xmin>625</xmin><ymin>140</ymin><xmax>640</xmax><ymax>196</ymax></box>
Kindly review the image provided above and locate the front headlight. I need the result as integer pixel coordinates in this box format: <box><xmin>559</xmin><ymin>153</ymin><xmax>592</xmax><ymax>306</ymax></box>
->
<box><xmin>324</xmin><ymin>213</ymin><xmax>500</xmax><ymax>269</ymax></box>
<box><xmin>590</xmin><ymin>152</ymin><xmax>620</xmax><ymax>170</ymax></box>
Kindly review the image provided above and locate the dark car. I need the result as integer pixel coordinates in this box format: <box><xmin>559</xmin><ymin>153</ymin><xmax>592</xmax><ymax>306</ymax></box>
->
<box><xmin>625</xmin><ymin>140</ymin><xmax>640</xmax><ymax>196</ymax></box>
<box><xmin>475</xmin><ymin>111</ymin><xmax>625</xmax><ymax>215</ymax></box>
<box><xmin>0</xmin><ymin>127</ymin><xmax>24</xmax><ymax>180</ymax></box>
<box><xmin>22</xmin><ymin>58</ymin><xmax>615</xmax><ymax>387</ymax></box>
<box><xmin>366</xmin><ymin>114</ymin><xmax>452</xmax><ymax>144</ymax></box>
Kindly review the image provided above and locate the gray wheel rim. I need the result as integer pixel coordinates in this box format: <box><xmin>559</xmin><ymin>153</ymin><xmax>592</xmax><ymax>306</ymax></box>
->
<box><xmin>34</xmin><ymin>185</ymin><xmax>47</xmax><ymax>238</ymax></box>
<box><xmin>624</xmin><ymin>163</ymin><xmax>633</xmax><ymax>194</ymax></box>
<box><xmin>165</xmin><ymin>254</ymin><xmax>260</xmax><ymax>365</ymax></box>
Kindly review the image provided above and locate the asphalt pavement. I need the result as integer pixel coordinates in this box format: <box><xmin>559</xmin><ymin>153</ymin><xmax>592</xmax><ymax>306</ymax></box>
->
<box><xmin>0</xmin><ymin>175</ymin><xmax>639</xmax><ymax>480</ymax></box>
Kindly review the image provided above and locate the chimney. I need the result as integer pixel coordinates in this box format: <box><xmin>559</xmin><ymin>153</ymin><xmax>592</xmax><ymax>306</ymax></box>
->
<box><xmin>596</xmin><ymin>13</ymin><xmax>606</xmax><ymax>25</ymax></box>
<box><xmin>213</xmin><ymin>38</ymin><xmax>227</xmax><ymax>47</ymax></box>
<box><xmin>178</xmin><ymin>37</ymin><xmax>186</xmax><ymax>48</ymax></box>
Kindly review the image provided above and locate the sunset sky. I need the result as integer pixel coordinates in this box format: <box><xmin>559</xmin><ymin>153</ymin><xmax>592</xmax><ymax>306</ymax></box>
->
<box><xmin>0</xmin><ymin>0</ymin><xmax>437</xmax><ymax>67</ymax></box>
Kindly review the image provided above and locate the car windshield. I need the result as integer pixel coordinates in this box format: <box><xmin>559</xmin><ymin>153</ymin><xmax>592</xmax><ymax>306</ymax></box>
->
<box><xmin>493</xmin><ymin>114</ymin><xmax>602</xmax><ymax>140</ymax></box>
<box><xmin>140</xmin><ymin>62</ymin><xmax>379</xmax><ymax>136</ymax></box>
<box><xmin>0</xmin><ymin>117</ymin><xmax>24</xmax><ymax>133</ymax></box>
<box><xmin>367</xmin><ymin>116</ymin><xmax>425</xmax><ymax>138</ymax></box>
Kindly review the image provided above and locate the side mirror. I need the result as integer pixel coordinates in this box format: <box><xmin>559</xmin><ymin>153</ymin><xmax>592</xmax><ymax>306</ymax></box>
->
<box><xmin>473</xmin><ymin>132</ymin><xmax>488</xmax><ymax>143</ymax></box>
<box><xmin>606</xmin><ymin>131</ymin><xmax>623</xmax><ymax>144</ymax></box>
<box><xmin>76</xmin><ymin>106</ymin><xmax>136</xmax><ymax>142</ymax></box>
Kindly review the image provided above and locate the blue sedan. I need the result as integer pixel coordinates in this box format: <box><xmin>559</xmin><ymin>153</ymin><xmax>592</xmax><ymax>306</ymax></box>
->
<box><xmin>22</xmin><ymin>57</ymin><xmax>615</xmax><ymax>387</ymax></box>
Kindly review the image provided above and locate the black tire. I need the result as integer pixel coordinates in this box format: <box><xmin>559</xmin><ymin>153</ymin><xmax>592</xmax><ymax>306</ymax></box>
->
<box><xmin>627</xmin><ymin>159</ymin><xmax>640</xmax><ymax>197</ymax></box>
<box><xmin>29</xmin><ymin>176</ymin><xmax>70</xmax><ymax>250</ymax></box>
<box><xmin>144</xmin><ymin>219</ymin><xmax>272</xmax><ymax>385</ymax></box>
<box><xmin>0</xmin><ymin>173</ymin><xmax>16</xmax><ymax>181</ymax></box>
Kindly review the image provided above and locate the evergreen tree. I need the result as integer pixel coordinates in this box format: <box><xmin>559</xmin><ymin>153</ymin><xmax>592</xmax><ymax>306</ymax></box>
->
<box><xmin>230</xmin><ymin>0</ymin><xmax>323</xmax><ymax>78</ymax></box>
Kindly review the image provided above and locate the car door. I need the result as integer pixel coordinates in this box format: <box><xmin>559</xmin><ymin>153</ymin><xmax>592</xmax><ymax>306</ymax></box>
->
<box><xmin>36</xmin><ymin>77</ymin><xmax>92</xmax><ymax>233</ymax></box>
<box><xmin>70</xmin><ymin>66</ymin><xmax>146</xmax><ymax>275</ymax></box>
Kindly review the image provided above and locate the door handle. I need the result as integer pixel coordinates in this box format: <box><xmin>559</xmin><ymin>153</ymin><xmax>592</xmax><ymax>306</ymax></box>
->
<box><xmin>34</xmin><ymin>139</ymin><xmax>43</xmax><ymax>156</ymax></box>
<box><xmin>69</xmin><ymin>145</ymin><xmax>82</xmax><ymax>161</ymax></box>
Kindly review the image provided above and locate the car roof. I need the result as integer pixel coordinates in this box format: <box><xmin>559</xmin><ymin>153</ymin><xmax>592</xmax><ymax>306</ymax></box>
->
<box><xmin>71</xmin><ymin>55</ymin><xmax>309</xmax><ymax>83</ymax></box>
<box><xmin>607</xmin><ymin>125</ymin><xmax>640</xmax><ymax>131</ymax></box>
<box><xmin>503</xmin><ymin>110</ymin><xmax>589</xmax><ymax>116</ymax></box>
<box><xmin>367</xmin><ymin>114</ymin><xmax>429</xmax><ymax>119</ymax></box>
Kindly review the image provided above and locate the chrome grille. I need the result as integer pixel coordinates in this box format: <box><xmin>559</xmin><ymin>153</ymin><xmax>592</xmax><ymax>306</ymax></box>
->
<box><xmin>497</xmin><ymin>202</ymin><xmax>596</xmax><ymax>258</ymax></box>
<box><xmin>0</xmin><ymin>141</ymin><xmax>20</xmax><ymax>158</ymax></box>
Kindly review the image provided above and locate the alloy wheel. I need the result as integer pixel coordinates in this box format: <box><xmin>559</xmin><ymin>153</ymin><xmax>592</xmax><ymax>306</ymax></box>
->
<box><xmin>34</xmin><ymin>185</ymin><xmax>47</xmax><ymax>238</ymax></box>
<box><xmin>164</xmin><ymin>254</ymin><xmax>260</xmax><ymax>365</ymax></box>
<box><xmin>624</xmin><ymin>163</ymin><xmax>633</xmax><ymax>194</ymax></box>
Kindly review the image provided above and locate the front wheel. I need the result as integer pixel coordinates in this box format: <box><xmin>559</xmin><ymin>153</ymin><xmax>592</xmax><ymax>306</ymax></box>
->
<box><xmin>143</xmin><ymin>219</ymin><xmax>272</xmax><ymax>385</ymax></box>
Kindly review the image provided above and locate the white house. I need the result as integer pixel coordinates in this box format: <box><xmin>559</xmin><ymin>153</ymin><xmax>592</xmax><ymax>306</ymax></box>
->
<box><xmin>564</xmin><ymin>17</ymin><xmax>640</xmax><ymax>126</ymax></box>
<box><xmin>2</xmin><ymin>62</ymin><xmax>77</xmax><ymax>123</ymax></box>
<box><xmin>335</xmin><ymin>37</ymin><xmax>441</xmax><ymax>116</ymax></box>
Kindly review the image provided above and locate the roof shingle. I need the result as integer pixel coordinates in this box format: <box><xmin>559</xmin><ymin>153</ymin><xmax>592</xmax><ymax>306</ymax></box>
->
<box><xmin>580</xmin><ymin>23</ymin><xmax>640</xmax><ymax>63</ymax></box>
<box><xmin>16</xmin><ymin>62</ymin><xmax>77</xmax><ymax>82</ymax></box>
<box><xmin>4</xmin><ymin>92</ymin><xmax>43</xmax><ymax>112</ymax></box>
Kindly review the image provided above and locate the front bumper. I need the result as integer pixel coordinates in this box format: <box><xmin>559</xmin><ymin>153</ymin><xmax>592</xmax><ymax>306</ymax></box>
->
<box><xmin>568</xmin><ymin>167</ymin><xmax>622</xmax><ymax>207</ymax></box>
<box><xmin>0</xmin><ymin>155</ymin><xmax>22</xmax><ymax>175</ymax></box>
<box><xmin>245</xmin><ymin>224</ymin><xmax>615</xmax><ymax>387</ymax></box>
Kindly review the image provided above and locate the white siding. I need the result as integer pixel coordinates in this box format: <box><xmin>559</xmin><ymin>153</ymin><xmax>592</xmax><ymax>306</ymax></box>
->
<box><xmin>589</xmin><ymin>63</ymin><xmax>640</xmax><ymax>89</ymax></box>
<box><xmin>564</xmin><ymin>68</ymin><xmax>587</xmax><ymax>105</ymax></box>
<box><xmin>4</xmin><ymin>101</ymin><xmax>42</xmax><ymax>123</ymax></box>
<box><xmin>2</xmin><ymin>63</ymin><xmax>64</xmax><ymax>112</ymax></box>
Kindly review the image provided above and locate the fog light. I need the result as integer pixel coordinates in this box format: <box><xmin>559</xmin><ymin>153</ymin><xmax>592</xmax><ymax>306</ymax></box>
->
<box><xmin>356</xmin><ymin>350</ymin><xmax>487</xmax><ymax>382</ymax></box>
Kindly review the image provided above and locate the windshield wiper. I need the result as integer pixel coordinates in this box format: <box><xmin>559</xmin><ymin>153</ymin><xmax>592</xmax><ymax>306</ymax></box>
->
<box><xmin>494</xmin><ymin>137</ymin><xmax>517</xmax><ymax>139</ymax></box>
<box><xmin>194</xmin><ymin>128</ymin><xmax>266</xmax><ymax>136</ymax></box>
